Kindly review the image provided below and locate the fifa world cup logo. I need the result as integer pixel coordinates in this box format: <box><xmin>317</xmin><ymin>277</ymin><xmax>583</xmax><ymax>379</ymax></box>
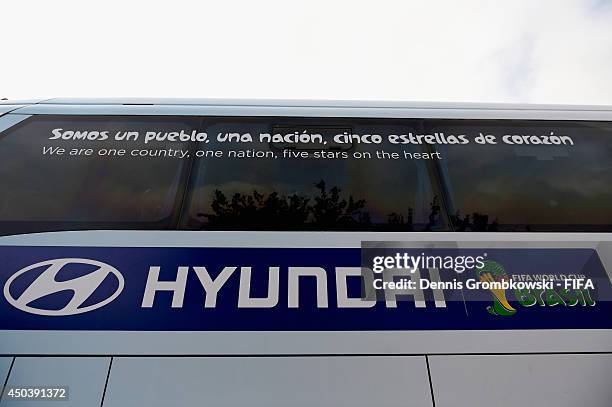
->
<box><xmin>476</xmin><ymin>260</ymin><xmax>516</xmax><ymax>316</ymax></box>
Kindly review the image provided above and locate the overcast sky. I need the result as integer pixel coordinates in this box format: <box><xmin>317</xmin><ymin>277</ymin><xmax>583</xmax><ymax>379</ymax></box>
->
<box><xmin>2</xmin><ymin>0</ymin><xmax>611</xmax><ymax>104</ymax></box>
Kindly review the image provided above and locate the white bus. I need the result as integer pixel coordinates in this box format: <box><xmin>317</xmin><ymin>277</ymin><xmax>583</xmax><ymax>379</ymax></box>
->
<box><xmin>0</xmin><ymin>99</ymin><xmax>611</xmax><ymax>406</ymax></box>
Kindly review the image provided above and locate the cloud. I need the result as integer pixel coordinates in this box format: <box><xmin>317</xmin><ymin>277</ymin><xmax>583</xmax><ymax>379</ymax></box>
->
<box><xmin>0</xmin><ymin>0</ymin><xmax>610</xmax><ymax>104</ymax></box>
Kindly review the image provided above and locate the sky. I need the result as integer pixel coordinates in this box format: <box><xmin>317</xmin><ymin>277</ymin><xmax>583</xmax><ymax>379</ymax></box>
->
<box><xmin>1</xmin><ymin>0</ymin><xmax>612</xmax><ymax>105</ymax></box>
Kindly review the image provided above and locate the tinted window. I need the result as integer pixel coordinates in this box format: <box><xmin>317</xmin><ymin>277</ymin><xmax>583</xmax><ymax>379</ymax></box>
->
<box><xmin>181</xmin><ymin>118</ymin><xmax>443</xmax><ymax>231</ymax></box>
<box><xmin>431</xmin><ymin>120</ymin><xmax>612</xmax><ymax>231</ymax></box>
<box><xmin>4</xmin><ymin>115</ymin><xmax>612</xmax><ymax>234</ymax></box>
<box><xmin>0</xmin><ymin>115</ymin><xmax>200</xmax><ymax>234</ymax></box>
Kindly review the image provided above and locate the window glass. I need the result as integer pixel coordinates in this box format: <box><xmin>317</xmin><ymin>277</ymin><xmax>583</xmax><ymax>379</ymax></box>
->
<box><xmin>0</xmin><ymin>115</ymin><xmax>199</xmax><ymax>233</ymax></box>
<box><xmin>6</xmin><ymin>115</ymin><xmax>609</xmax><ymax>234</ymax></box>
<box><xmin>181</xmin><ymin>117</ymin><xmax>443</xmax><ymax>231</ymax></box>
<box><xmin>431</xmin><ymin>120</ymin><xmax>612</xmax><ymax>231</ymax></box>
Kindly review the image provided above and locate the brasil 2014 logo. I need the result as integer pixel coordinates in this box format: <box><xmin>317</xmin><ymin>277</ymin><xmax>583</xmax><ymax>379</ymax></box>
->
<box><xmin>476</xmin><ymin>260</ymin><xmax>517</xmax><ymax>316</ymax></box>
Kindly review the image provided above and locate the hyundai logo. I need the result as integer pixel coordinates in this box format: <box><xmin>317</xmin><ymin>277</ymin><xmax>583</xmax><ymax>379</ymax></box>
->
<box><xmin>3</xmin><ymin>258</ymin><xmax>124</xmax><ymax>316</ymax></box>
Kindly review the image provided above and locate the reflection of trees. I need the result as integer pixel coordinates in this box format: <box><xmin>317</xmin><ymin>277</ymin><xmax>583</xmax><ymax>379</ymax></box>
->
<box><xmin>198</xmin><ymin>183</ymin><xmax>457</xmax><ymax>231</ymax></box>
<box><xmin>311</xmin><ymin>180</ymin><xmax>368</xmax><ymax>228</ymax></box>
<box><xmin>388</xmin><ymin>197</ymin><xmax>442</xmax><ymax>231</ymax></box>
<box><xmin>387</xmin><ymin>209</ymin><xmax>414</xmax><ymax>231</ymax></box>
<box><xmin>426</xmin><ymin>196</ymin><xmax>442</xmax><ymax>231</ymax></box>
<box><xmin>200</xmin><ymin>180</ymin><xmax>370</xmax><ymax>230</ymax></box>
<box><xmin>199</xmin><ymin>181</ymin><xmax>499</xmax><ymax>231</ymax></box>
<box><xmin>451</xmin><ymin>211</ymin><xmax>499</xmax><ymax>231</ymax></box>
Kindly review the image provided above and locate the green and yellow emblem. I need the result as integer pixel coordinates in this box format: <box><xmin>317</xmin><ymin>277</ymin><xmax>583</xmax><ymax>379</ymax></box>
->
<box><xmin>476</xmin><ymin>260</ymin><xmax>516</xmax><ymax>316</ymax></box>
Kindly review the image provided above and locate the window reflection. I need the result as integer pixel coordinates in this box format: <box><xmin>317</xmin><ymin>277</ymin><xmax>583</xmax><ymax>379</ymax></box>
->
<box><xmin>182</xmin><ymin>118</ymin><xmax>441</xmax><ymax>231</ymax></box>
<box><xmin>0</xmin><ymin>116</ymin><xmax>198</xmax><ymax>228</ymax></box>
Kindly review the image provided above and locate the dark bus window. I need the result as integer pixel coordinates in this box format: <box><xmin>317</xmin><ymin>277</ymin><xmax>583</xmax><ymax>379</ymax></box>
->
<box><xmin>0</xmin><ymin>115</ymin><xmax>200</xmax><ymax>234</ymax></box>
<box><xmin>181</xmin><ymin>117</ymin><xmax>445</xmax><ymax>231</ymax></box>
<box><xmin>430</xmin><ymin>120</ymin><xmax>612</xmax><ymax>231</ymax></box>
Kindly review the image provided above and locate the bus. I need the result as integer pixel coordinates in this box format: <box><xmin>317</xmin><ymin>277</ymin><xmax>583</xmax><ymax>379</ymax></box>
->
<box><xmin>0</xmin><ymin>99</ymin><xmax>610</xmax><ymax>406</ymax></box>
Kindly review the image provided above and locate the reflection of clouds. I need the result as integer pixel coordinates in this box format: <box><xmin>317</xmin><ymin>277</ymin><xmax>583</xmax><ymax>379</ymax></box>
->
<box><xmin>550</xmin><ymin>174</ymin><xmax>610</xmax><ymax>197</ymax></box>
<box><xmin>443</xmin><ymin>123</ymin><xmax>612</xmax><ymax>225</ymax></box>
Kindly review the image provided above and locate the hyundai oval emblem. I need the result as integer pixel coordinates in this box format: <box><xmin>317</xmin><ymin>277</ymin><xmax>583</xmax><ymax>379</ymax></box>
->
<box><xmin>3</xmin><ymin>258</ymin><xmax>124</xmax><ymax>316</ymax></box>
